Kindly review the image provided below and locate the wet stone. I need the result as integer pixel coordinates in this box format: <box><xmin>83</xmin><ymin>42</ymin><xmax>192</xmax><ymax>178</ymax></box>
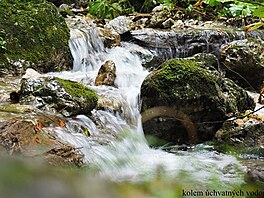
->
<box><xmin>20</xmin><ymin>76</ymin><xmax>98</xmax><ymax>117</ymax></box>
<box><xmin>95</xmin><ymin>60</ymin><xmax>117</xmax><ymax>87</ymax></box>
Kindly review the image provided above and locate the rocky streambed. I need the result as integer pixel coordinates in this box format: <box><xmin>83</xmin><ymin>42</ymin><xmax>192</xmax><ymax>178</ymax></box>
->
<box><xmin>1</xmin><ymin>0</ymin><xmax>264</xmax><ymax>194</ymax></box>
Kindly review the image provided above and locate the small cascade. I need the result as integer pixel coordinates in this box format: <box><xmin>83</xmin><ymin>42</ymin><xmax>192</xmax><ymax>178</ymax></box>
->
<box><xmin>48</xmin><ymin>25</ymin><xmax>246</xmax><ymax>188</ymax></box>
<box><xmin>69</xmin><ymin>28</ymin><xmax>104</xmax><ymax>72</ymax></box>
<box><xmin>130</xmin><ymin>28</ymin><xmax>263</xmax><ymax>61</ymax></box>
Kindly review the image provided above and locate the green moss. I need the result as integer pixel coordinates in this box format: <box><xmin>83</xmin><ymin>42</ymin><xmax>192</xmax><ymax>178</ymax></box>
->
<box><xmin>55</xmin><ymin>77</ymin><xmax>98</xmax><ymax>104</ymax></box>
<box><xmin>158</xmin><ymin>59</ymin><xmax>216</xmax><ymax>83</ymax></box>
<box><xmin>142</xmin><ymin>59</ymin><xmax>219</xmax><ymax>106</ymax></box>
<box><xmin>0</xmin><ymin>0</ymin><xmax>70</xmax><ymax>70</ymax></box>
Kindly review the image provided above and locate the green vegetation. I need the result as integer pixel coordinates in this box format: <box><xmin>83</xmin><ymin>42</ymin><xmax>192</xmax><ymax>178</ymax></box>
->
<box><xmin>0</xmin><ymin>0</ymin><xmax>71</xmax><ymax>73</ymax></box>
<box><xmin>87</xmin><ymin>0</ymin><xmax>264</xmax><ymax>30</ymax></box>
<box><xmin>55</xmin><ymin>77</ymin><xmax>98</xmax><ymax>105</ymax></box>
<box><xmin>158</xmin><ymin>59</ymin><xmax>216</xmax><ymax>83</ymax></box>
<box><xmin>89</xmin><ymin>0</ymin><xmax>135</xmax><ymax>19</ymax></box>
<box><xmin>141</xmin><ymin>59</ymin><xmax>218</xmax><ymax>106</ymax></box>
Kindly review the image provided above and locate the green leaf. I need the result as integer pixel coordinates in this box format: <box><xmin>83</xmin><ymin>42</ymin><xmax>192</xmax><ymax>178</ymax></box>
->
<box><xmin>229</xmin><ymin>4</ymin><xmax>244</xmax><ymax>17</ymax></box>
<box><xmin>254</xmin><ymin>5</ymin><xmax>264</xmax><ymax>18</ymax></box>
<box><xmin>204</xmin><ymin>0</ymin><xmax>219</xmax><ymax>7</ymax></box>
<box><xmin>242</xmin><ymin>6</ymin><xmax>252</xmax><ymax>16</ymax></box>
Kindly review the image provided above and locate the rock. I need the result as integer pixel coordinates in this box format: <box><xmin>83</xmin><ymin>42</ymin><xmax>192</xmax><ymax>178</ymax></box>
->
<box><xmin>142</xmin><ymin>56</ymin><xmax>164</xmax><ymax>70</ymax></box>
<box><xmin>104</xmin><ymin>16</ymin><xmax>133</xmax><ymax>35</ymax></box>
<box><xmin>22</xmin><ymin>68</ymin><xmax>42</xmax><ymax>79</ymax></box>
<box><xmin>0</xmin><ymin>75</ymin><xmax>20</xmax><ymax>103</ymax></box>
<box><xmin>0</xmin><ymin>0</ymin><xmax>73</xmax><ymax>75</ymax></box>
<box><xmin>215</xmin><ymin>119</ymin><xmax>264</xmax><ymax>156</ymax></box>
<box><xmin>152</xmin><ymin>5</ymin><xmax>166</xmax><ymax>12</ymax></box>
<box><xmin>171</xmin><ymin>20</ymin><xmax>185</xmax><ymax>30</ymax></box>
<box><xmin>44</xmin><ymin>145</ymin><xmax>84</xmax><ymax>167</ymax></box>
<box><xmin>141</xmin><ymin>58</ymin><xmax>255</xmax><ymax>144</ymax></box>
<box><xmin>98</xmin><ymin>28</ymin><xmax>121</xmax><ymax>48</ymax></box>
<box><xmin>71</xmin><ymin>8</ymin><xmax>88</xmax><ymax>15</ymax></box>
<box><xmin>58</xmin><ymin>4</ymin><xmax>74</xmax><ymax>17</ymax></box>
<box><xmin>184</xmin><ymin>53</ymin><xmax>219</xmax><ymax>69</ymax></box>
<box><xmin>0</xmin><ymin>119</ymin><xmax>84</xmax><ymax>167</ymax></box>
<box><xmin>131</xmin><ymin>17</ymin><xmax>149</xmax><ymax>30</ymax></box>
<box><xmin>162</xmin><ymin>18</ymin><xmax>175</xmax><ymax>29</ymax></box>
<box><xmin>146</xmin><ymin>6</ymin><xmax>171</xmax><ymax>28</ymax></box>
<box><xmin>246</xmin><ymin>169</ymin><xmax>264</xmax><ymax>183</ymax></box>
<box><xmin>20</xmin><ymin>77</ymin><xmax>98</xmax><ymax>117</ymax></box>
<box><xmin>95</xmin><ymin>60</ymin><xmax>117</xmax><ymax>87</ymax></box>
<box><xmin>219</xmin><ymin>38</ymin><xmax>264</xmax><ymax>89</ymax></box>
<box><xmin>96</xmin><ymin>90</ymin><xmax>124</xmax><ymax>114</ymax></box>
<box><xmin>130</xmin><ymin>28</ymin><xmax>264</xmax><ymax>64</ymax></box>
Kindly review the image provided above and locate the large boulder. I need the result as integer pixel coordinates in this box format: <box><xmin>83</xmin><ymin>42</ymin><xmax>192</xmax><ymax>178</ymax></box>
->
<box><xmin>0</xmin><ymin>0</ymin><xmax>72</xmax><ymax>76</ymax></box>
<box><xmin>141</xmin><ymin>58</ymin><xmax>255</xmax><ymax>144</ymax></box>
<box><xmin>219</xmin><ymin>38</ymin><xmax>264</xmax><ymax>90</ymax></box>
<box><xmin>20</xmin><ymin>77</ymin><xmax>98</xmax><ymax>117</ymax></box>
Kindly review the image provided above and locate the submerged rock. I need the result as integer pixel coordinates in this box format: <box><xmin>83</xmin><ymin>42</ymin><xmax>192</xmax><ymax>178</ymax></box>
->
<box><xmin>20</xmin><ymin>77</ymin><xmax>98</xmax><ymax>117</ymax></box>
<box><xmin>0</xmin><ymin>0</ymin><xmax>72</xmax><ymax>75</ymax></box>
<box><xmin>141</xmin><ymin>58</ymin><xmax>255</xmax><ymax>144</ymax></box>
<box><xmin>219</xmin><ymin>38</ymin><xmax>264</xmax><ymax>89</ymax></box>
<box><xmin>95</xmin><ymin>60</ymin><xmax>117</xmax><ymax>87</ymax></box>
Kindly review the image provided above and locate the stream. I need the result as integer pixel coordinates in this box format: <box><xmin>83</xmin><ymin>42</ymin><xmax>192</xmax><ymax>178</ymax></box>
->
<box><xmin>42</xmin><ymin>26</ymin><xmax>247</xmax><ymax>190</ymax></box>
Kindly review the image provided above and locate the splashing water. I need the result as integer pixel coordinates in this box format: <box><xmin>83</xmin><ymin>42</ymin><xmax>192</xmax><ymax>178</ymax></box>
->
<box><xmin>48</xmin><ymin>26</ymin><xmax>245</xmax><ymax>189</ymax></box>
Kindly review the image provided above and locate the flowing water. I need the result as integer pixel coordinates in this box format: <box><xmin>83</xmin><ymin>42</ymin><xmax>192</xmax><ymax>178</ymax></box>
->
<box><xmin>47</xmin><ymin>26</ymin><xmax>246</xmax><ymax>189</ymax></box>
<box><xmin>130</xmin><ymin>28</ymin><xmax>264</xmax><ymax>62</ymax></box>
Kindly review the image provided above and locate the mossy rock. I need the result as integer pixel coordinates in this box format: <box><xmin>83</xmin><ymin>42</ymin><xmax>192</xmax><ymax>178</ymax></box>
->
<box><xmin>0</xmin><ymin>0</ymin><xmax>72</xmax><ymax>76</ymax></box>
<box><xmin>219</xmin><ymin>38</ymin><xmax>264</xmax><ymax>89</ymax></box>
<box><xmin>20</xmin><ymin>77</ymin><xmax>98</xmax><ymax>117</ymax></box>
<box><xmin>55</xmin><ymin>77</ymin><xmax>98</xmax><ymax>106</ymax></box>
<box><xmin>141</xmin><ymin>58</ymin><xmax>255</xmax><ymax>144</ymax></box>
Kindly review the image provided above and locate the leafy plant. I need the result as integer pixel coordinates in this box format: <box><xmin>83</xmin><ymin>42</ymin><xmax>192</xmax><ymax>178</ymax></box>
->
<box><xmin>157</xmin><ymin>0</ymin><xmax>175</xmax><ymax>9</ymax></box>
<box><xmin>89</xmin><ymin>0</ymin><xmax>134</xmax><ymax>19</ymax></box>
<box><xmin>253</xmin><ymin>3</ymin><xmax>264</xmax><ymax>18</ymax></box>
<box><xmin>228</xmin><ymin>2</ymin><xmax>256</xmax><ymax>17</ymax></box>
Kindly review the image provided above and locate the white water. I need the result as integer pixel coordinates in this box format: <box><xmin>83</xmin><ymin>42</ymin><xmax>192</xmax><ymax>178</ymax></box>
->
<box><xmin>48</xmin><ymin>26</ymin><xmax>245</xmax><ymax>189</ymax></box>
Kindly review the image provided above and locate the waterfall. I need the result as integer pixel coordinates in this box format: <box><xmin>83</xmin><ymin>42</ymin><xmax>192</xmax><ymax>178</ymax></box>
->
<box><xmin>47</xmin><ymin>26</ymin><xmax>245</xmax><ymax>189</ymax></box>
<box><xmin>130</xmin><ymin>28</ymin><xmax>252</xmax><ymax>61</ymax></box>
